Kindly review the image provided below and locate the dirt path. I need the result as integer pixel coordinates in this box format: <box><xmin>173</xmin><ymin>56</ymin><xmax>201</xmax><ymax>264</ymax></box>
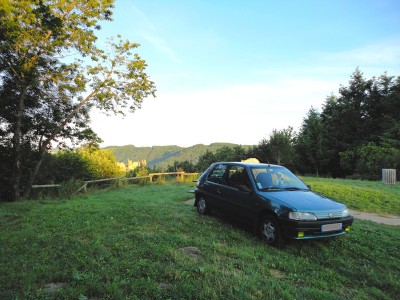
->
<box><xmin>349</xmin><ymin>210</ymin><xmax>400</xmax><ymax>226</ymax></box>
<box><xmin>185</xmin><ymin>199</ymin><xmax>400</xmax><ymax>226</ymax></box>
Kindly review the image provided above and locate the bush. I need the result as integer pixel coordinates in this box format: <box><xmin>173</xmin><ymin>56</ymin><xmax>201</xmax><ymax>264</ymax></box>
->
<box><xmin>154</xmin><ymin>175</ymin><xmax>166</xmax><ymax>185</ymax></box>
<box><xmin>59</xmin><ymin>179</ymin><xmax>85</xmax><ymax>199</ymax></box>
<box><xmin>340</xmin><ymin>142</ymin><xmax>400</xmax><ymax>180</ymax></box>
<box><xmin>135</xmin><ymin>167</ymin><xmax>149</xmax><ymax>186</ymax></box>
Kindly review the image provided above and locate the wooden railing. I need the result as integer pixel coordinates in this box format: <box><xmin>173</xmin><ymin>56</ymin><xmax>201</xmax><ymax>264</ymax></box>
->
<box><xmin>32</xmin><ymin>172</ymin><xmax>199</xmax><ymax>194</ymax></box>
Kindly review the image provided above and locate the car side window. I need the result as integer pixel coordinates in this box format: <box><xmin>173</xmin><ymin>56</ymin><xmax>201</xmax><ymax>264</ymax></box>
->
<box><xmin>227</xmin><ymin>165</ymin><xmax>251</xmax><ymax>189</ymax></box>
<box><xmin>207</xmin><ymin>164</ymin><xmax>228</xmax><ymax>184</ymax></box>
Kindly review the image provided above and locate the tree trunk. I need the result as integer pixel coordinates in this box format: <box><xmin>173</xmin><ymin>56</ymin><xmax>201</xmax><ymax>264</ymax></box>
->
<box><xmin>21</xmin><ymin>87</ymin><xmax>102</xmax><ymax>199</ymax></box>
<box><xmin>11</xmin><ymin>83</ymin><xmax>27</xmax><ymax>201</ymax></box>
<box><xmin>23</xmin><ymin>146</ymin><xmax>46</xmax><ymax>199</ymax></box>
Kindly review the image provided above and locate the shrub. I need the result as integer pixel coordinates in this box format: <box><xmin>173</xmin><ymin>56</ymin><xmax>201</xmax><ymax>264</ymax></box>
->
<box><xmin>59</xmin><ymin>179</ymin><xmax>85</xmax><ymax>199</ymax></box>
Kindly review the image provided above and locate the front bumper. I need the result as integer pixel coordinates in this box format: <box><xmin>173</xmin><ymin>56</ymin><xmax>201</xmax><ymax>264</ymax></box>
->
<box><xmin>279</xmin><ymin>215</ymin><xmax>354</xmax><ymax>240</ymax></box>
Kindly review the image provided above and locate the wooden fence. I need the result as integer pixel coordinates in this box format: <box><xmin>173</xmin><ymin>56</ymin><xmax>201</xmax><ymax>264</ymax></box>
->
<box><xmin>32</xmin><ymin>172</ymin><xmax>199</xmax><ymax>194</ymax></box>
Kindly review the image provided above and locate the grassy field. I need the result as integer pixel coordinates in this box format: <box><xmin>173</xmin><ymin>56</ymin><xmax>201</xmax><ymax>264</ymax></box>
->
<box><xmin>301</xmin><ymin>177</ymin><xmax>400</xmax><ymax>215</ymax></box>
<box><xmin>1</xmin><ymin>180</ymin><xmax>399</xmax><ymax>299</ymax></box>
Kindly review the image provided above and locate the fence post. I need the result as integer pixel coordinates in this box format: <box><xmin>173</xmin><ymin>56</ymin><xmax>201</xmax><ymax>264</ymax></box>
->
<box><xmin>382</xmin><ymin>169</ymin><xmax>396</xmax><ymax>184</ymax></box>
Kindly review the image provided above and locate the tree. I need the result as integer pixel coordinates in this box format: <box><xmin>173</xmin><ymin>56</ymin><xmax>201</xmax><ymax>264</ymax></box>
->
<box><xmin>295</xmin><ymin>107</ymin><xmax>324</xmax><ymax>176</ymax></box>
<box><xmin>214</xmin><ymin>145</ymin><xmax>247</xmax><ymax>162</ymax></box>
<box><xmin>167</xmin><ymin>160</ymin><xmax>197</xmax><ymax>173</ymax></box>
<box><xmin>0</xmin><ymin>1</ymin><xmax>156</xmax><ymax>200</ymax></box>
<box><xmin>36</xmin><ymin>150</ymin><xmax>91</xmax><ymax>184</ymax></box>
<box><xmin>77</xmin><ymin>146</ymin><xmax>124</xmax><ymax>179</ymax></box>
<box><xmin>196</xmin><ymin>150</ymin><xmax>216</xmax><ymax>172</ymax></box>
<box><xmin>319</xmin><ymin>69</ymin><xmax>400</xmax><ymax>178</ymax></box>
<box><xmin>255</xmin><ymin>127</ymin><xmax>295</xmax><ymax>166</ymax></box>
<box><xmin>340</xmin><ymin>141</ymin><xmax>400</xmax><ymax>180</ymax></box>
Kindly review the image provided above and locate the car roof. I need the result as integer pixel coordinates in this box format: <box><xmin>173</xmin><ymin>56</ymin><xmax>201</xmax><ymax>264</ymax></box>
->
<box><xmin>214</xmin><ymin>161</ymin><xmax>282</xmax><ymax>168</ymax></box>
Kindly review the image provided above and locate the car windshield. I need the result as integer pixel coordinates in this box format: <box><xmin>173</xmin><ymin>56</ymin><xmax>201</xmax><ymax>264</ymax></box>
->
<box><xmin>251</xmin><ymin>166</ymin><xmax>308</xmax><ymax>191</ymax></box>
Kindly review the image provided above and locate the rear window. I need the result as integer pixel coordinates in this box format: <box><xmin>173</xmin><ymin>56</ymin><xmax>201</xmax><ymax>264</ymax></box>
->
<box><xmin>227</xmin><ymin>165</ymin><xmax>251</xmax><ymax>189</ymax></box>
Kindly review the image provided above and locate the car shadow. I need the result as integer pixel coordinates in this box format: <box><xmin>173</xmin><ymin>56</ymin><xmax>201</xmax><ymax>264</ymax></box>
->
<box><xmin>196</xmin><ymin>208</ymin><xmax>339</xmax><ymax>248</ymax></box>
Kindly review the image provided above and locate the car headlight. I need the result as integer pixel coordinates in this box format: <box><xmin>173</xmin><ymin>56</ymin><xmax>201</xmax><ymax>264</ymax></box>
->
<box><xmin>289</xmin><ymin>212</ymin><xmax>317</xmax><ymax>221</ymax></box>
<box><xmin>342</xmin><ymin>208</ymin><xmax>349</xmax><ymax>217</ymax></box>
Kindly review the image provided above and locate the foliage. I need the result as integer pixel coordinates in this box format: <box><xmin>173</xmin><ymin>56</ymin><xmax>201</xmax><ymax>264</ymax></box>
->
<box><xmin>30</xmin><ymin>147</ymin><xmax>123</xmax><ymax>187</ymax></box>
<box><xmin>37</xmin><ymin>151</ymin><xmax>91</xmax><ymax>183</ymax></box>
<box><xmin>316</xmin><ymin>69</ymin><xmax>400</xmax><ymax>178</ymax></box>
<box><xmin>77</xmin><ymin>146</ymin><xmax>124</xmax><ymax>180</ymax></box>
<box><xmin>167</xmin><ymin>160</ymin><xmax>197</xmax><ymax>173</ymax></box>
<box><xmin>340</xmin><ymin>141</ymin><xmax>400</xmax><ymax>180</ymax></box>
<box><xmin>58</xmin><ymin>178</ymin><xmax>85</xmax><ymax>199</ymax></box>
<box><xmin>154</xmin><ymin>174</ymin><xmax>166</xmax><ymax>185</ymax></box>
<box><xmin>214</xmin><ymin>145</ymin><xmax>248</xmax><ymax>162</ymax></box>
<box><xmin>295</xmin><ymin>107</ymin><xmax>324</xmax><ymax>176</ymax></box>
<box><xmin>196</xmin><ymin>150</ymin><xmax>217</xmax><ymax>172</ymax></box>
<box><xmin>135</xmin><ymin>166</ymin><xmax>149</xmax><ymax>186</ymax></box>
<box><xmin>251</xmin><ymin>127</ymin><xmax>296</xmax><ymax>167</ymax></box>
<box><xmin>291</xmin><ymin>69</ymin><xmax>400</xmax><ymax>179</ymax></box>
<box><xmin>0</xmin><ymin>182</ymin><xmax>399</xmax><ymax>299</ymax></box>
<box><xmin>194</xmin><ymin>145</ymin><xmax>252</xmax><ymax>172</ymax></box>
<box><xmin>0</xmin><ymin>0</ymin><xmax>156</xmax><ymax>201</ymax></box>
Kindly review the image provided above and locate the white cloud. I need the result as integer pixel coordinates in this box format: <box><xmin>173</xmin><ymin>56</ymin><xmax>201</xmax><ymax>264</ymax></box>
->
<box><xmin>328</xmin><ymin>38</ymin><xmax>400</xmax><ymax>65</ymax></box>
<box><xmin>90</xmin><ymin>78</ymin><xmax>338</xmax><ymax>147</ymax></box>
<box><xmin>312</xmin><ymin>37</ymin><xmax>400</xmax><ymax>79</ymax></box>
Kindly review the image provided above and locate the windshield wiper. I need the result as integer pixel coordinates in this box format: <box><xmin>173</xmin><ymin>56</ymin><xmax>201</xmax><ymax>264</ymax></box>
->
<box><xmin>260</xmin><ymin>186</ymin><xmax>282</xmax><ymax>191</ymax></box>
<box><xmin>282</xmin><ymin>187</ymin><xmax>307</xmax><ymax>191</ymax></box>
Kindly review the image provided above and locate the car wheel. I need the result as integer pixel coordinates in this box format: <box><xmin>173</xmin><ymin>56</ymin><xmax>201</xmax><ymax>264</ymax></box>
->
<box><xmin>259</xmin><ymin>215</ymin><xmax>284</xmax><ymax>246</ymax></box>
<box><xmin>196</xmin><ymin>196</ymin><xmax>210</xmax><ymax>215</ymax></box>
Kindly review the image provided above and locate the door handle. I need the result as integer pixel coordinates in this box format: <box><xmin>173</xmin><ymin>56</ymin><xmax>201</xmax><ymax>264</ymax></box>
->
<box><xmin>217</xmin><ymin>189</ymin><xmax>221</xmax><ymax>194</ymax></box>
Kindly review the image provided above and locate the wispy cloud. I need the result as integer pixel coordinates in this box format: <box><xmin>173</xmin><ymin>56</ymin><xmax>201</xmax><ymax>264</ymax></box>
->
<box><xmin>129</xmin><ymin>5</ymin><xmax>156</xmax><ymax>32</ymax></box>
<box><xmin>128</xmin><ymin>5</ymin><xmax>180</xmax><ymax>63</ymax></box>
<box><xmin>319</xmin><ymin>37</ymin><xmax>400</xmax><ymax>67</ymax></box>
<box><xmin>139</xmin><ymin>33</ymin><xmax>181</xmax><ymax>63</ymax></box>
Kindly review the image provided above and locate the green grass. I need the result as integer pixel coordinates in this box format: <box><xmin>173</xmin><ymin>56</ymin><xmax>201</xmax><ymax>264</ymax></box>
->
<box><xmin>1</xmin><ymin>181</ymin><xmax>400</xmax><ymax>299</ymax></box>
<box><xmin>301</xmin><ymin>177</ymin><xmax>400</xmax><ymax>215</ymax></box>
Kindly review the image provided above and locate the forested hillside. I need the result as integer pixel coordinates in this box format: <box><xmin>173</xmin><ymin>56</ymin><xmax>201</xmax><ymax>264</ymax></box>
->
<box><xmin>104</xmin><ymin>143</ymin><xmax>252</xmax><ymax>168</ymax></box>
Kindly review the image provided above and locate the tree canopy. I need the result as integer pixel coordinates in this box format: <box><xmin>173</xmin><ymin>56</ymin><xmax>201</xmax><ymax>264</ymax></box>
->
<box><xmin>0</xmin><ymin>0</ymin><xmax>156</xmax><ymax>201</ymax></box>
<box><xmin>296</xmin><ymin>69</ymin><xmax>400</xmax><ymax>178</ymax></box>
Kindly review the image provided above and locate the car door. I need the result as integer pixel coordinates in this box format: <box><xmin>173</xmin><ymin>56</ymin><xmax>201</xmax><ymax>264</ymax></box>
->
<box><xmin>220</xmin><ymin>165</ymin><xmax>258</xmax><ymax>223</ymax></box>
<box><xmin>202</xmin><ymin>163</ymin><xmax>228</xmax><ymax>211</ymax></box>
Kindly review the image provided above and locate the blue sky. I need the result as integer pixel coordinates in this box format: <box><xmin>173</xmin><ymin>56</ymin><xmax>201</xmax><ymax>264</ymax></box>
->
<box><xmin>91</xmin><ymin>0</ymin><xmax>400</xmax><ymax>147</ymax></box>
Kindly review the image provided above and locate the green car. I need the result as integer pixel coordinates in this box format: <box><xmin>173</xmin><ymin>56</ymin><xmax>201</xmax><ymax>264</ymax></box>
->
<box><xmin>194</xmin><ymin>162</ymin><xmax>354</xmax><ymax>246</ymax></box>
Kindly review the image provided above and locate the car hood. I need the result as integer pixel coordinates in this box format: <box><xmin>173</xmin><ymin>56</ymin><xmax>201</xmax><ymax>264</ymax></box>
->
<box><xmin>264</xmin><ymin>190</ymin><xmax>346</xmax><ymax>212</ymax></box>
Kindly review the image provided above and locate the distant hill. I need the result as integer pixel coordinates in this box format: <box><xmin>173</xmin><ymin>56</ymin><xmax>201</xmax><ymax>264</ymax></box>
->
<box><xmin>103</xmin><ymin>143</ymin><xmax>252</xmax><ymax>168</ymax></box>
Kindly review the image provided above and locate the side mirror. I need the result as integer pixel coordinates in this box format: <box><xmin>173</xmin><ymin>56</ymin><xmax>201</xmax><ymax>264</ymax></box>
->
<box><xmin>238</xmin><ymin>185</ymin><xmax>252</xmax><ymax>193</ymax></box>
<box><xmin>307</xmin><ymin>185</ymin><xmax>312</xmax><ymax>190</ymax></box>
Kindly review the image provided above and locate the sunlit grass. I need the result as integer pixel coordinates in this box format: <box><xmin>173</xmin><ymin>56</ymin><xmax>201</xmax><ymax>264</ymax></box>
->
<box><xmin>1</xmin><ymin>181</ymin><xmax>399</xmax><ymax>299</ymax></box>
<box><xmin>302</xmin><ymin>177</ymin><xmax>400</xmax><ymax>215</ymax></box>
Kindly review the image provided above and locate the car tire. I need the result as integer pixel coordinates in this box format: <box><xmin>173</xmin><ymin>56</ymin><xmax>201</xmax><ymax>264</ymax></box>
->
<box><xmin>259</xmin><ymin>215</ymin><xmax>284</xmax><ymax>247</ymax></box>
<box><xmin>196</xmin><ymin>196</ymin><xmax>211</xmax><ymax>215</ymax></box>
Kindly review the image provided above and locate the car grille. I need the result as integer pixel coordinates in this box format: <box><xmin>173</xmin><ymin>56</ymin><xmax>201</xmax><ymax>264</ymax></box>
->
<box><xmin>315</xmin><ymin>211</ymin><xmax>343</xmax><ymax>220</ymax></box>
